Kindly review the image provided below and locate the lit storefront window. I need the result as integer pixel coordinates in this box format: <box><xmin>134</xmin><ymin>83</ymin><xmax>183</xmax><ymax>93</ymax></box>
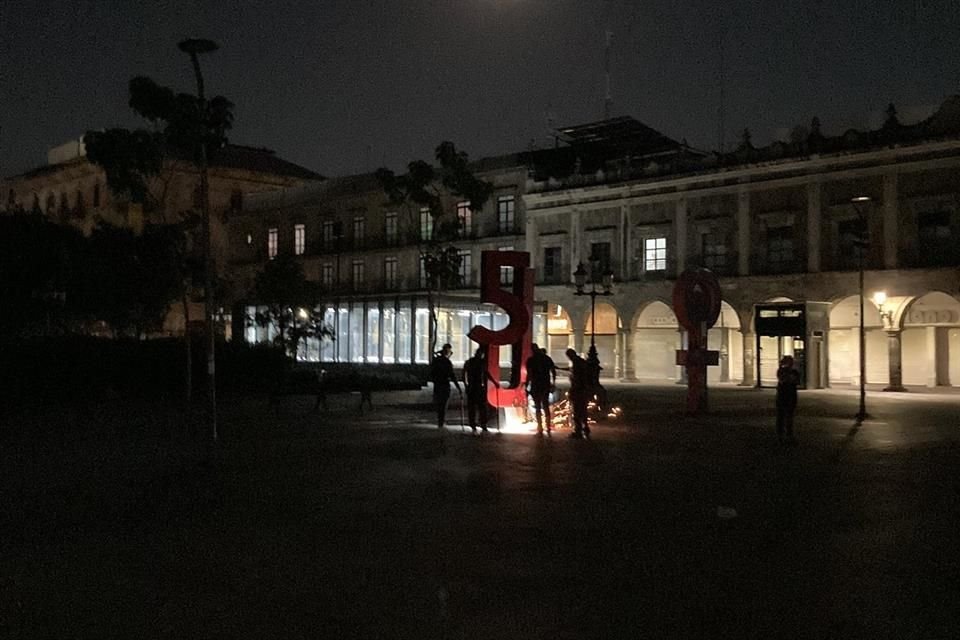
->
<box><xmin>366</xmin><ymin>306</ymin><xmax>380</xmax><ymax>363</ymax></box>
<box><xmin>350</xmin><ymin>303</ymin><xmax>364</xmax><ymax>363</ymax></box>
<box><xmin>415</xmin><ymin>306</ymin><xmax>430</xmax><ymax>363</ymax></box>
<box><xmin>382</xmin><ymin>307</ymin><xmax>396</xmax><ymax>363</ymax></box>
<box><xmin>397</xmin><ymin>303</ymin><xmax>412</xmax><ymax>364</ymax></box>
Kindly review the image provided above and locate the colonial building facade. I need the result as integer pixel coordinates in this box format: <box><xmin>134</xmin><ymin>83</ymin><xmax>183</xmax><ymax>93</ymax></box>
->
<box><xmin>229</xmin><ymin>100</ymin><xmax>960</xmax><ymax>390</ymax></box>
<box><xmin>1</xmin><ymin>137</ymin><xmax>323</xmax><ymax>334</ymax></box>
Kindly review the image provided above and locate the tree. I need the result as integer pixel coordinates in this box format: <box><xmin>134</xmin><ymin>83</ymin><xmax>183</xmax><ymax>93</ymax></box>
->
<box><xmin>376</xmin><ymin>142</ymin><xmax>494</xmax><ymax>355</ymax></box>
<box><xmin>85</xmin><ymin>75</ymin><xmax>234</xmax><ymax>400</ymax></box>
<box><xmin>251</xmin><ymin>255</ymin><xmax>332</xmax><ymax>359</ymax></box>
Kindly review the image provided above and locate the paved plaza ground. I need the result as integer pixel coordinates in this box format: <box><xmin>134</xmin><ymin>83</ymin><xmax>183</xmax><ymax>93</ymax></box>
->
<box><xmin>2</xmin><ymin>383</ymin><xmax>959</xmax><ymax>639</ymax></box>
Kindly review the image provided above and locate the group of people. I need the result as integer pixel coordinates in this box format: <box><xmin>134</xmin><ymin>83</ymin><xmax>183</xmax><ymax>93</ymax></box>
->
<box><xmin>429</xmin><ymin>342</ymin><xmax>600</xmax><ymax>438</ymax></box>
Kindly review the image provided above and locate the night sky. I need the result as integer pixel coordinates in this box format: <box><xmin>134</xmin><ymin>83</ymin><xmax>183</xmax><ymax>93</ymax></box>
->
<box><xmin>2</xmin><ymin>0</ymin><xmax>958</xmax><ymax>178</ymax></box>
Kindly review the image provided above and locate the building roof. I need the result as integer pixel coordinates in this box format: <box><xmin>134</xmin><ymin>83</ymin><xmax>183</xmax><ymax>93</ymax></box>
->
<box><xmin>3</xmin><ymin>143</ymin><xmax>324</xmax><ymax>183</ymax></box>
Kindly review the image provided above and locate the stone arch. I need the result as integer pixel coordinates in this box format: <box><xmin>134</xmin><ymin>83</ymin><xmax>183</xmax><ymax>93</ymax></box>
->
<box><xmin>827</xmin><ymin>295</ymin><xmax>886</xmax><ymax>386</ymax></box>
<box><xmin>584</xmin><ymin>300</ymin><xmax>621</xmax><ymax>378</ymax></box>
<box><xmin>632</xmin><ymin>300</ymin><xmax>680</xmax><ymax>382</ymax></box>
<box><xmin>545</xmin><ymin>302</ymin><xmax>574</xmax><ymax>362</ymax></box>
<box><xmin>900</xmin><ymin>291</ymin><xmax>960</xmax><ymax>387</ymax></box>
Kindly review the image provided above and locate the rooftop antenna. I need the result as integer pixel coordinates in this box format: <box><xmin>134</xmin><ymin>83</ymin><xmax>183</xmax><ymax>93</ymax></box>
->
<box><xmin>604</xmin><ymin>29</ymin><xmax>614</xmax><ymax>120</ymax></box>
<box><xmin>717</xmin><ymin>20</ymin><xmax>727</xmax><ymax>156</ymax></box>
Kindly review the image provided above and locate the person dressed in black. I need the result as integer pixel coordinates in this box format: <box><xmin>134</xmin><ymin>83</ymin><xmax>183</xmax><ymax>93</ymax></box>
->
<box><xmin>525</xmin><ymin>344</ymin><xmax>557</xmax><ymax>435</ymax></box>
<box><xmin>776</xmin><ymin>355</ymin><xmax>801</xmax><ymax>444</ymax></box>
<box><xmin>431</xmin><ymin>343</ymin><xmax>462</xmax><ymax>429</ymax></box>
<box><xmin>462</xmin><ymin>347</ymin><xmax>495</xmax><ymax>433</ymax></box>
<box><xmin>566</xmin><ymin>348</ymin><xmax>592</xmax><ymax>439</ymax></box>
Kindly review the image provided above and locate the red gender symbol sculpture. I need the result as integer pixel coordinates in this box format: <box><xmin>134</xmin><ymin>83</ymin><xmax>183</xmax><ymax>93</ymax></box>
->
<box><xmin>467</xmin><ymin>250</ymin><xmax>535</xmax><ymax>408</ymax></box>
<box><xmin>673</xmin><ymin>268</ymin><xmax>722</xmax><ymax>414</ymax></box>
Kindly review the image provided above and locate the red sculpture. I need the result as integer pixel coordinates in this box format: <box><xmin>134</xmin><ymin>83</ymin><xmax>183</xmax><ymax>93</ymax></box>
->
<box><xmin>673</xmin><ymin>269</ymin><xmax>722</xmax><ymax>414</ymax></box>
<box><xmin>467</xmin><ymin>250</ymin><xmax>535</xmax><ymax>408</ymax></box>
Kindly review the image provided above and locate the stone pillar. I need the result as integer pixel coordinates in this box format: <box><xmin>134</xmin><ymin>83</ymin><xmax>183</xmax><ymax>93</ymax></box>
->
<box><xmin>850</xmin><ymin>327</ymin><xmax>861</xmax><ymax>386</ymax></box>
<box><xmin>614</xmin><ymin>330</ymin><xmax>623</xmax><ymax>378</ymax></box>
<box><xmin>675</xmin><ymin>198</ymin><xmax>688</xmax><ymax>274</ymax></box>
<box><xmin>884</xmin><ymin>330</ymin><xmax>907</xmax><ymax>391</ymax></box>
<box><xmin>570</xmin><ymin>209</ymin><xmax>582</xmax><ymax>277</ymax></box>
<box><xmin>719</xmin><ymin>328</ymin><xmax>730</xmax><ymax>382</ymax></box>
<box><xmin>883</xmin><ymin>173</ymin><xmax>899</xmax><ymax>270</ymax></box>
<box><xmin>622</xmin><ymin>327</ymin><xmax>636</xmax><ymax>380</ymax></box>
<box><xmin>737</xmin><ymin>188</ymin><xmax>751</xmax><ymax>276</ymax></box>
<box><xmin>620</xmin><ymin>205</ymin><xmax>633</xmax><ymax>282</ymax></box>
<box><xmin>676</xmin><ymin>329</ymin><xmax>688</xmax><ymax>383</ymax></box>
<box><xmin>739</xmin><ymin>330</ymin><xmax>756</xmax><ymax>387</ymax></box>
<box><xmin>806</xmin><ymin>181</ymin><xmax>821</xmax><ymax>273</ymax></box>
<box><xmin>573</xmin><ymin>327</ymin><xmax>586</xmax><ymax>355</ymax></box>
<box><xmin>925</xmin><ymin>326</ymin><xmax>938</xmax><ymax>387</ymax></box>
<box><xmin>525</xmin><ymin>217</ymin><xmax>538</xmax><ymax>275</ymax></box>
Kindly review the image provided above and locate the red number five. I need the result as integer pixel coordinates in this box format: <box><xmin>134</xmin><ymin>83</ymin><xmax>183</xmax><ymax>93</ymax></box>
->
<box><xmin>467</xmin><ymin>251</ymin><xmax>535</xmax><ymax>408</ymax></box>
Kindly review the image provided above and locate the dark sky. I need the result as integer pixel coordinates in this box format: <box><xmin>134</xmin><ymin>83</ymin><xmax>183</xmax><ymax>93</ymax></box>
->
<box><xmin>2</xmin><ymin>0</ymin><xmax>958</xmax><ymax>178</ymax></box>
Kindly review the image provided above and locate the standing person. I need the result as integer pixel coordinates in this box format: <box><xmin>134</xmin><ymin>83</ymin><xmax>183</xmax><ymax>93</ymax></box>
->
<box><xmin>776</xmin><ymin>355</ymin><xmax>801</xmax><ymax>444</ymax></box>
<box><xmin>566</xmin><ymin>348</ymin><xmax>591</xmax><ymax>439</ymax></box>
<box><xmin>431</xmin><ymin>343</ymin><xmax>462</xmax><ymax>429</ymax></box>
<box><xmin>462</xmin><ymin>347</ymin><xmax>494</xmax><ymax>433</ymax></box>
<box><xmin>525</xmin><ymin>344</ymin><xmax>557</xmax><ymax>435</ymax></box>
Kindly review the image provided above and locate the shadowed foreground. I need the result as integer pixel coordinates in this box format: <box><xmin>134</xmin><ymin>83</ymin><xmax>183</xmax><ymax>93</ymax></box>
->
<box><xmin>2</xmin><ymin>385</ymin><xmax>958</xmax><ymax>639</ymax></box>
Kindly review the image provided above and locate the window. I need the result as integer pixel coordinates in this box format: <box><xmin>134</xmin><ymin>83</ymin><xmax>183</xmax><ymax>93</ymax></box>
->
<box><xmin>246</xmin><ymin>233</ymin><xmax>253</xmax><ymax>246</ymax></box>
<box><xmin>589</xmin><ymin>242</ymin><xmax>612</xmax><ymax>279</ymax></box>
<box><xmin>543</xmin><ymin>247</ymin><xmax>563</xmax><ymax>283</ymax></box>
<box><xmin>351</xmin><ymin>260</ymin><xmax>364</xmax><ymax>289</ymax></box>
<box><xmin>918</xmin><ymin>210</ymin><xmax>952</xmax><ymax>266</ymax></box>
<box><xmin>767</xmin><ymin>226</ymin><xmax>794</xmax><ymax>272</ymax></box>
<box><xmin>644</xmin><ymin>237</ymin><xmax>667</xmax><ymax>272</ymax></box>
<box><xmin>294</xmin><ymin>223</ymin><xmax>305</xmax><ymax>255</ymax></box>
<box><xmin>322</xmin><ymin>221</ymin><xmax>336</xmax><ymax>251</ymax></box>
<box><xmin>230</xmin><ymin>190</ymin><xmax>243</xmax><ymax>211</ymax></box>
<box><xmin>497</xmin><ymin>196</ymin><xmax>515</xmax><ymax>234</ymax></box>
<box><xmin>499</xmin><ymin>246</ymin><xmax>514</xmax><ymax>285</ymax></box>
<box><xmin>385</xmin><ymin>211</ymin><xmax>398</xmax><ymax>245</ymax></box>
<box><xmin>457</xmin><ymin>201</ymin><xmax>472</xmax><ymax>237</ymax></box>
<box><xmin>458</xmin><ymin>250</ymin><xmax>472</xmax><ymax>287</ymax></box>
<box><xmin>384</xmin><ymin>257</ymin><xmax>398</xmax><ymax>290</ymax></box>
<box><xmin>419</xmin><ymin>255</ymin><xmax>429</xmax><ymax>288</ymax></box>
<box><xmin>420</xmin><ymin>207</ymin><xmax>433</xmax><ymax>241</ymax></box>
<box><xmin>353</xmin><ymin>216</ymin><xmax>365</xmax><ymax>249</ymax></box>
<box><xmin>267</xmin><ymin>227</ymin><xmax>278</xmax><ymax>259</ymax></box>
<box><xmin>702</xmin><ymin>233</ymin><xmax>727</xmax><ymax>271</ymax></box>
<box><xmin>321</xmin><ymin>263</ymin><xmax>334</xmax><ymax>289</ymax></box>
<box><xmin>837</xmin><ymin>219</ymin><xmax>865</xmax><ymax>269</ymax></box>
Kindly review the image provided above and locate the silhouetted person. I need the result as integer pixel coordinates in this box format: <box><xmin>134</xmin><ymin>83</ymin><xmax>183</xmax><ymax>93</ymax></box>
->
<box><xmin>463</xmin><ymin>347</ymin><xmax>495</xmax><ymax>433</ymax></box>
<box><xmin>526</xmin><ymin>344</ymin><xmax>557</xmax><ymax>435</ymax></box>
<box><xmin>776</xmin><ymin>355</ymin><xmax>800</xmax><ymax>444</ymax></box>
<box><xmin>566</xmin><ymin>348</ymin><xmax>591</xmax><ymax>439</ymax></box>
<box><xmin>431</xmin><ymin>343</ymin><xmax>461</xmax><ymax>429</ymax></box>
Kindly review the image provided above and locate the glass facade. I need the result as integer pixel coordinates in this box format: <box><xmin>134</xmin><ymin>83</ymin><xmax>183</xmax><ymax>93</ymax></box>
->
<box><xmin>241</xmin><ymin>298</ymin><xmax>547</xmax><ymax>368</ymax></box>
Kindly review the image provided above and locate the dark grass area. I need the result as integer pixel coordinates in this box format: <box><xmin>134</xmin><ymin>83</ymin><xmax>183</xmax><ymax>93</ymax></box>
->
<box><xmin>2</xmin><ymin>386</ymin><xmax>959</xmax><ymax>638</ymax></box>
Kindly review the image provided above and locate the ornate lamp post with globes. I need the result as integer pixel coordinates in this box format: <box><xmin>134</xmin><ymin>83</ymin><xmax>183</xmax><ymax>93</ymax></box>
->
<box><xmin>573</xmin><ymin>261</ymin><xmax>615</xmax><ymax>370</ymax></box>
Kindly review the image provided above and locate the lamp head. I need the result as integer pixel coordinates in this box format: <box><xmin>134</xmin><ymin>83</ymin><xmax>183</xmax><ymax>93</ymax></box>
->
<box><xmin>872</xmin><ymin>291</ymin><xmax>887</xmax><ymax>308</ymax></box>
<box><xmin>178</xmin><ymin>38</ymin><xmax>219</xmax><ymax>55</ymax></box>
<box><xmin>573</xmin><ymin>263</ymin><xmax>587</xmax><ymax>292</ymax></box>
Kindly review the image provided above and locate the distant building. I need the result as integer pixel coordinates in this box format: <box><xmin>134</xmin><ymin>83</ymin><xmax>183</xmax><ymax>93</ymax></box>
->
<box><xmin>227</xmin><ymin>98</ymin><xmax>960</xmax><ymax>390</ymax></box>
<box><xmin>1</xmin><ymin>138</ymin><xmax>323</xmax><ymax>335</ymax></box>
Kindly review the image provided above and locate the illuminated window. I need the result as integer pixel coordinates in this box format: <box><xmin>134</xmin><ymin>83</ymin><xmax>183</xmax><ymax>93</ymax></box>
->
<box><xmin>267</xmin><ymin>227</ymin><xmax>278</xmax><ymax>259</ymax></box>
<box><xmin>644</xmin><ymin>237</ymin><xmax>667</xmax><ymax>272</ymax></box>
<box><xmin>294</xmin><ymin>223</ymin><xmax>305</xmax><ymax>255</ymax></box>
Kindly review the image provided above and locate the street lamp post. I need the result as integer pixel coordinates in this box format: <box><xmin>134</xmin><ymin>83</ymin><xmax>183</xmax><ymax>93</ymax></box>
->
<box><xmin>573</xmin><ymin>261</ymin><xmax>615</xmax><ymax>368</ymax></box>
<box><xmin>179</xmin><ymin>38</ymin><xmax>219</xmax><ymax>442</ymax></box>
<box><xmin>851</xmin><ymin>195</ymin><xmax>872</xmax><ymax>424</ymax></box>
